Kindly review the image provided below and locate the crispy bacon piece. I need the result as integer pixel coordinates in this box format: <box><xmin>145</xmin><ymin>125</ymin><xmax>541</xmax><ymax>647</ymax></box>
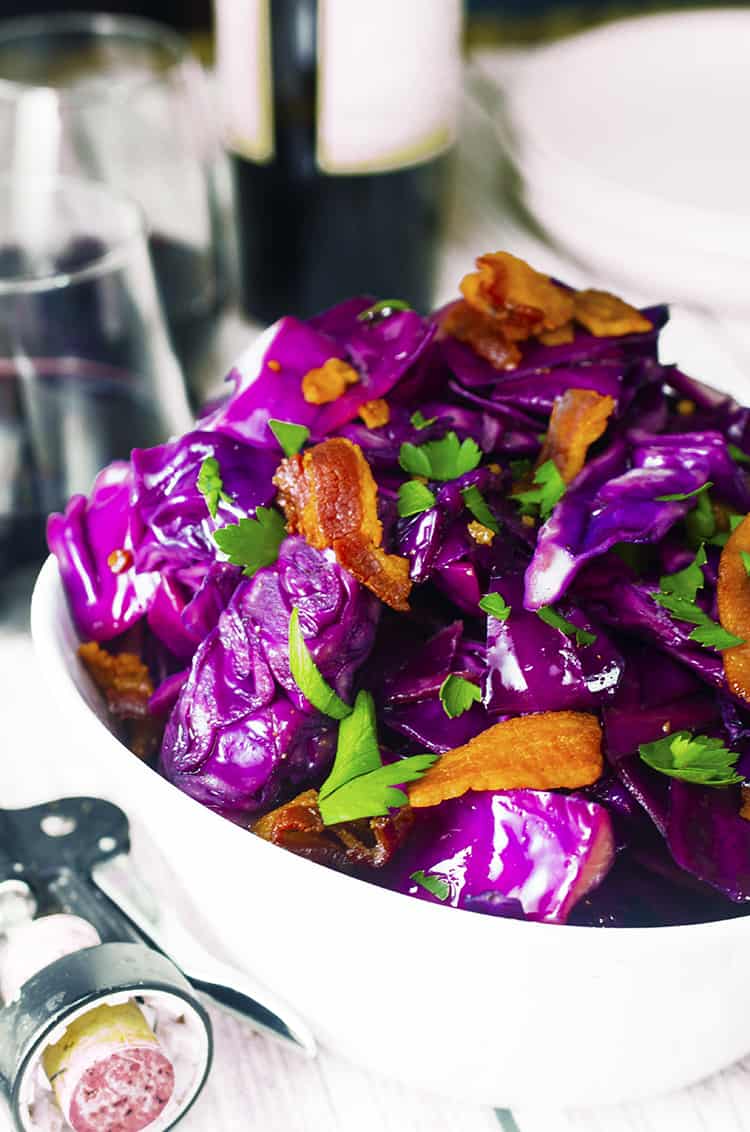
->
<box><xmin>718</xmin><ymin>515</ymin><xmax>750</xmax><ymax>702</ymax></box>
<box><xmin>78</xmin><ymin>641</ymin><xmax>153</xmax><ymax>718</ymax></box>
<box><xmin>741</xmin><ymin>787</ymin><xmax>750</xmax><ymax>822</ymax></box>
<box><xmin>78</xmin><ymin>641</ymin><xmax>160</xmax><ymax>760</ymax></box>
<box><xmin>440</xmin><ymin>302</ymin><xmax>521</xmax><ymax>370</ymax></box>
<box><xmin>252</xmin><ymin>788</ymin><xmax>414</xmax><ymax>868</ymax></box>
<box><xmin>467</xmin><ymin>520</ymin><xmax>495</xmax><ymax>545</ymax></box>
<box><xmin>538</xmin><ymin>323</ymin><xmax>575</xmax><ymax>346</ymax></box>
<box><xmin>537</xmin><ymin>388</ymin><xmax>616</xmax><ymax>484</ymax></box>
<box><xmin>359</xmin><ymin>398</ymin><xmax>390</xmax><ymax>428</ymax></box>
<box><xmin>301</xmin><ymin>357</ymin><xmax>359</xmax><ymax>404</ymax></box>
<box><xmin>460</xmin><ymin>251</ymin><xmax>575</xmax><ymax>339</ymax></box>
<box><xmin>408</xmin><ymin>711</ymin><xmax>603</xmax><ymax>808</ymax></box>
<box><xmin>274</xmin><ymin>437</ymin><xmax>412</xmax><ymax>611</ymax></box>
<box><xmin>573</xmin><ymin>289</ymin><xmax>653</xmax><ymax>337</ymax></box>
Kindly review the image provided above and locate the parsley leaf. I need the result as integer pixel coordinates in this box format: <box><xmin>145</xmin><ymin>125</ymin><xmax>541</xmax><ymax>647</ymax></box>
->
<box><xmin>399</xmin><ymin>431</ymin><xmax>482</xmax><ymax>482</ymax></box>
<box><xmin>411</xmin><ymin>870</ymin><xmax>450</xmax><ymax>901</ymax></box>
<box><xmin>686</xmin><ymin>488</ymin><xmax>716</xmax><ymax>543</ymax></box>
<box><xmin>268</xmin><ymin>418</ymin><xmax>310</xmax><ymax>457</ymax></box>
<box><xmin>398</xmin><ymin>479</ymin><xmax>436</xmax><ymax>518</ymax></box>
<box><xmin>197</xmin><ymin>456</ymin><xmax>232</xmax><ymax>519</ymax></box>
<box><xmin>319</xmin><ymin>690</ymin><xmax>380</xmax><ymax>801</ymax></box>
<box><xmin>462</xmin><ymin>485</ymin><xmax>499</xmax><ymax>533</ymax></box>
<box><xmin>410</xmin><ymin>410</ymin><xmax>437</xmax><ymax>431</ymax></box>
<box><xmin>742</xmin><ymin>551</ymin><xmax>750</xmax><ymax>577</ymax></box>
<box><xmin>288</xmin><ymin>606</ymin><xmax>351</xmax><ymax>720</ymax></box>
<box><xmin>318</xmin><ymin>754</ymin><xmax>437</xmax><ymax>825</ymax></box>
<box><xmin>659</xmin><ymin>544</ymin><xmax>707</xmax><ymax>602</ymax></box>
<box><xmin>213</xmin><ymin>507</ymin><xmax>285</xmax><ymax>577</ymax></box>
<box><xmin>729</xmin><ymin>444</ymin><xmax>750</xmax><ymax>465</ymax></box>
<box><xmin>479</xmin><ymin>592</ymin><xmax>511</xmax><ymax>621</ymax></box>
<box><xmin>536</xmin><ymin>605</ymin><xmax>595</xmax><ymax>647</ymax></box>
<box><xmin>656</xmin><ymin>481</ymin><xmax>713</xmax><ymax>503</ymax></box>
<box><xmin>514</xmin><ymin>460</ymin><xmax>566</xmax><ymax>521</ymax></box>
<box><xmin>357</xmin><ymin>298</ymin><xmax>412</xmax><ymax>323</ymax></box>
<box><xmin>439</xmin><ymin>674</ymin><xmax>482</xmax><ymax>719</ymax></box>
<box><xmin>653</xmin><ymin>545</ymin><xmax>744</xmax><ymax>649</ymax></box>
<box><xmin>639</xmin><ymin>731</ymin><xmax>743</xmax><ymax>787</ymax></box>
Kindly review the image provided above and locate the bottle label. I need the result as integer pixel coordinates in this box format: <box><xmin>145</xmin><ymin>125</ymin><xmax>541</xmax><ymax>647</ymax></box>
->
<box><xmin>215</xmin><ymin>0</ymin><xmax>461</xmax><ymax>172</ymax></box>
<box><xmin>215</xmin><ymin>0</ymin><xmax>274</xmax><ymax>163</ymax></box>
<box><xmin>316</xmin><ymin>0</ymin><xmax>462</xmax><ymax>174</ymax></box>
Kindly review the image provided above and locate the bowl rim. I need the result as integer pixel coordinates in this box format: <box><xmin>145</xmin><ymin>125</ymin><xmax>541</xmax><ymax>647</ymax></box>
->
<box><xmin>32</xmin><ymin>553</ymin><xmax>750</xmax><ymax>945</ymax></box>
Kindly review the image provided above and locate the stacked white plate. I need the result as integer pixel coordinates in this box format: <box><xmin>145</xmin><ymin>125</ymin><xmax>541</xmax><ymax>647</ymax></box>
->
<box><xmin>495</xmin><ymin>9</ymin><xmax>750</xmax><ymax>313</ymax></box>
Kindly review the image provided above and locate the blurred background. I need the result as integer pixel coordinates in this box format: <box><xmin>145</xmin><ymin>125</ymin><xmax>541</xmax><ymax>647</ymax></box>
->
<box><xmin>0</xmin><ymin>0</ymin><xmax>747</xmax><ymax>577</ymax></box>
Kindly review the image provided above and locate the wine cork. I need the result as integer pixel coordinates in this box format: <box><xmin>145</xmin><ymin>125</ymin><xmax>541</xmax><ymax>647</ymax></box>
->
<box><xmin>1</xmin><ymin>913</ymin><xmax>175</xmax><ymax>1132</ymax></box>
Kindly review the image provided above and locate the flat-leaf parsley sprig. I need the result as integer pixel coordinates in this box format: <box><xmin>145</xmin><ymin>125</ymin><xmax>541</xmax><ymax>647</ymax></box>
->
<box><xmin>197</xmin><ymin>456</ymin><xmax>233</xmax><ymax>519</ymax></box>
<box><xmin>639</xmin><ymin>731</ymin><xmax>743</xmax><ymax>787</ymax></box>
<box><xmin>652</xmin><ymin>544</ymin><xmax>744</xmax><ymax>650</ymax></box>
<box><xmin>287</xmin><ymin>606</ymin><xmax>437</xmax><ymax>824</ymax></box>
<box><xmin>213</xmin><ymin>506</ymin><xmax>286</xmax><ymax>577</ymax></box>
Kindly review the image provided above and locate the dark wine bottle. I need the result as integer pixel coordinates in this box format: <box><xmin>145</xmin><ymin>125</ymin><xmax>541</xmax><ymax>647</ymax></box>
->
<box><xmin>215</xmin><ymin>0</ymin><xmax>462</xmax><ymax>323</ymax></box>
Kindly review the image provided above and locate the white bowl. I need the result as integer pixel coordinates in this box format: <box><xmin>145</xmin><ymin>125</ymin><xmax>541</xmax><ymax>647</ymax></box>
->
<box><xmin>31</xmin><ymin>555</ymin><xmax>750</xmax><ymax>1107</ymax></box>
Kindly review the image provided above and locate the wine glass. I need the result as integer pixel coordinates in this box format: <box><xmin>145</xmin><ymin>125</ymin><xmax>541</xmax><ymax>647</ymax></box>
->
<box><xmin>0</xmin><ymin>175</ymin><xmax>192</xmax><ymax>575</ymax></box>
<box><xmin>0</xmin><ymin>12</ymin><xmax>226</xmax><ymax>401</ymax></box>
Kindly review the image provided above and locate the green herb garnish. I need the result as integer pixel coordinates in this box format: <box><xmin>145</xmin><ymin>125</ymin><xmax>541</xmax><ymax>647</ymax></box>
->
<box><xmin>639</xmin><ymin>731</ymin><xmax>743</xmax><ymax>787</ymax></box>
<box><xmin>514</xmin><ymin>460</ymin><xmax>566</xmax><ymax>521</ymax></box>
<box><xmin>653</xmin><ymin>545</ymin><xmax>744</xmax><ymax>649</ymax></box>
<box><xmin>268</xmin><ymin>418</ymin><xmax>310</xmax><ymax>457</ymax></box>
<box><xmin>742</xmin><ymin>551</ymin><xmax>750</xmax><ymax>577</ymax></box>
<box><xmin>411</xmin><ymin>410</ymin><xmax>437</xmax><ymax>431</ymax></box>
<box><xmin>357</xmin><ymin>298</ymin><xmax>412</xmax><ymax>322</ymax></box>
<box><xmin>213</xmin><ymin>507</ymin><xmax>285</xmax><ymax>577</ymax></box>
<box><xmin>318</xmin><ymin>754</ymin><xmax>437</xmax><ymax>825</ymax></box>
<box><xmin>686</xmin><ymin>488</ymin><xmax>716</xmax><ymax>543</ymax></box>
<box><xmin>288</xmin><ymin>606</ymin><xmax>351</xmax><ymax>720</ymax></box>
<box><xmin>399</xmin><ymin>431</ymin><xmax>482</xmax><ymax>482</ymax></box>
<box><xmin>411</xmin><ymin>870</ymin><xmax>450</xmax><ymax>901</ymax></box>
<box><xmin>479</xmin><ymin>593</ymin><xmax>511</xmax><ymax>621</ymax></box>
<box><xmin>656</xmin><ymin>481</ymin><xmax>713</xmax><ymax>503</ymax></box>
<box><xmin>319</xmin><ymin>690</ymin><xmax>380</xmax><ymax>801</ymax></box>
<box><xmin>398</xmin><ymin>480</ymin><xmax>436</xmax><ymax>518</ymax></box>
<box><xmin>461</xmin><ymin>485</ymin><xmax>500</xmax><ymax>534</ymax></box>
<box><xmin>536</xmin><ymin>605</ymin><xmax>595</xmax><ymax>647</ymax></box>
<box><xmin>729</xmin><ymin>444</ymin><xmax>750</xmax><ymax>465</ymax></box>
<box><xmin>197</xmin><ymin>456</ymin><xmax>232</xmax><ymax>519</ymax></box>
<box><xmin>439</xmin><ymin>674</ymin><xmax>482</xmax><ymax>719</ymax></box>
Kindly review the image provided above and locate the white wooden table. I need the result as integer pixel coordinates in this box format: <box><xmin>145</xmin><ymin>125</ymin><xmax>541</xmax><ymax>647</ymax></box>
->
<box><xmin>3</xmin><ymin>53</ymin><xmax>750</xmax><ymax>1132</ymax></box>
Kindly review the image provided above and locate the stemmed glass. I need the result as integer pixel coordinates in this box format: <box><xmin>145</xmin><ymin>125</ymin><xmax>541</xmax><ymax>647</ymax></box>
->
<box><xmin>0</xmin><ymin>175</ymin><xmax>192</xmax><ymax>574</ymax></box>
<box><xmin>0</xmin><ymin>12</ymin><xmax>226</xmax><ymax>400</ymax></box>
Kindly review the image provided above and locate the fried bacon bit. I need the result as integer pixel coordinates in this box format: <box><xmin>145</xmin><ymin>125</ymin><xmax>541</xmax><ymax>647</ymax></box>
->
<box><xmin>78</xmin><ymin>641</ymin><xmax>159</xmax><ymax>761</ymax></box>
<box><xmin>718</xmin><ymin>515</ymin><xmax>750</xmax><ymax>702</ymax></box>
<box><xmin>301</xmin><ymin>357</ymin><xmax>359</xmax><ymax>404</ymax></box>
<box><xmin>274</xmin><ymin>437</ymin><xmax>412</xmax><ymax>611</ymax></box>
<box><xmin>467</xmin><ymin>520</ymin><xmax>495</xmax><ymax>545</ymax></box>
<box><xmin>359</xmin><ymin>398</ymin><xmax>390</xmax><ymax>428</ymax></box>
<box><xmin>573</xmin><ymin>289</ymin><xmax>653</xmax><ymax>338</ymax></box>
<box><xmin>521</xmin><ymin>514</ymin><xmax>536</xmax><ymax>528</ymax></box>
<box><xmin>460</xmin><ymin>252</ymin><xmax>575</xmax><ymax>339</ymax></box>
<box><xmin>408</xmin><ymin>711</ymin><xmax>603</xmax><ymax>808</ymax></box>
<box><xmin>441</xmin><ymin>302</ymin><xmax>521</xmax><ymax>370</ymax></box>
<box><xmin>740</xmin><ymin>787</ymin><xmax>750</xmax><ymax>822</ymax></box>
<box><xmin>537</xmin><ymin>388</ymin><xmax>616</xmax><ymax>484</ymax></box>
<box><xmin>267</xmin><ymin>358</ymin><xmax>281</xmax><ymax>372</ymax></box>
<box><xmin>106</xmin><ymin>548</ymin><xmax>133</xmax><ymax>574</ymax></box>
<box><xmin>538</xmin><ymin>323</ymin><xmax>575</xmax><ymax>346</ymax></box>
<box><xmin>252</xmin><ymin>788</ymin><xmax>414</xmax><ymax>868</ymax></box>
<box><xmin>676</xmin><ymin>398</ymin><xmax>696</xmax><ymax>417</ymax></box>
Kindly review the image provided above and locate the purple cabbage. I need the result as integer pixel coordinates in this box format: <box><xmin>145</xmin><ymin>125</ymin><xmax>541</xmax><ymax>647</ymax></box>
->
<box><xmin>160</xmin><ymin>537</ymin><xmax>378</xmax><ymax>816</ymax></box>
<box><xmin>386</xmin><ymin>791</ymin><xmax>615</xmax><ymax>924</ymax></box>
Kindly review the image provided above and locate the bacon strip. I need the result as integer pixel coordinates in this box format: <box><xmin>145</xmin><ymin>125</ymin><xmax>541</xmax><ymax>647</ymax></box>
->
<box><xmin>408</xmin><ymin>711</ymin><xmax>603</xmax><ymax>808</ymax></box>
<box><xmin>301</xmin><ymin>357</ymin><xmax>359</xmax><ymax>404</ymax></box>
<box><xmin>460</xmin><ymin>251</ymin><xmax>575</xmax><ymax>339</ymax></box>
<box><xmin>573</xmin><ymin>289</ymin><xmax>653</xmax><ymax>337</ymax></box>
<box><xmin>274</xmin><ymin>437</ymin><xmax>412</xmax><ymax>611</ymax></box>
<box><xmin>78</xmin><ymin>641</ymin><xmax>160</xmax><ymax>760</ymax></box>
<box><xmin>537</xmin><ymin>388</ymin><xmax>616</xmax><ymax>484</ymax></box>
<box><xmin>440</xmin><ymin>301</ymin><xmax>521</xmax><ymax>370</ymax></box>
<box><xmin>718</xmin><ymin>515</ymin><xmax>750</xmax><ymax>702</ymax></box>
<box><xmin>253</xmin><ymin>788</ymin><xmax>413</xmax><ymax>868</ymax></box>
